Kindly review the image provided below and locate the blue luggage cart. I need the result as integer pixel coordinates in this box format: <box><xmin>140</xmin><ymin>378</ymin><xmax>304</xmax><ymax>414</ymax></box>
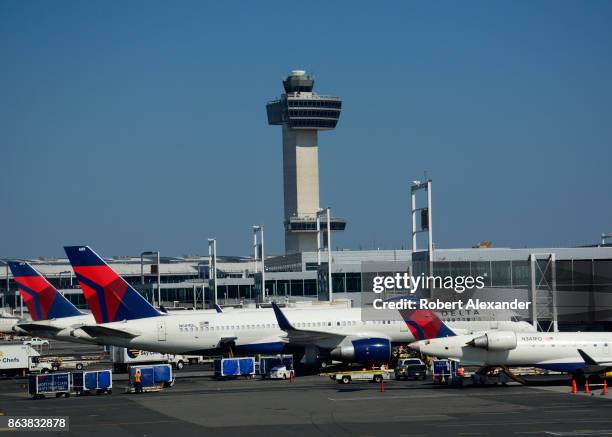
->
<box><xmin>72</xmin><ymin>370</ymin><xmax>113</xmax><ymax>395</ymax></box>
<box><xmin>28</xmin><ymin>373</ymin><xmax>71</xmax><ymax>399</ymax></box>
<box><xmin>127</xmin><ymin>364</ymin><xmax>174</xmax><ymax>393</ymax></box>
<box><xmin>214</xmin><ymin>357</ymin><xmax>255</xmax><ymax>379</ymax></box>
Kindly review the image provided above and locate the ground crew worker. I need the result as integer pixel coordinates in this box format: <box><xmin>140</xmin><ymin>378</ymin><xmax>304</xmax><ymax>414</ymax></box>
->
<box><xmin>134</xmin><ymin>369</ymin><xmax>143</xmax><ymax>394</ymax></box>
<box><xmin>457</xmin><ymin>367</ymin><xmax>465</xmax><ymax>378</ymax></box>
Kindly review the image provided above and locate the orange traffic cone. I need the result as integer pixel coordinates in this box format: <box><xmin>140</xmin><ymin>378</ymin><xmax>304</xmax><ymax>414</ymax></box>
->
<box><xmin>602</xmin><ymin>380</ymin><xmax>608</xmax><ymax>395</ymax></box>
<box><xmin>571</xmin><ymin>379</ymin><xmax>578</xmax><ymax>394</ymax></box>
<box><xmin>380</xmin><ymin>379</ymin><xmax>385</xmax><ymax>393</ymax></box>
<box><xmin>585</xmin><ymin>380</ymin><xmax>590</xmax><ymax>394</ymax></box>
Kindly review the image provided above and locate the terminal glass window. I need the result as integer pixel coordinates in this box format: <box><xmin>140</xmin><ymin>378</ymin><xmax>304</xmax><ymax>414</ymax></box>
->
<box><xmin>491</xmin><ymin>261</ymin><xmax>511</xmax><ymax>287</ymax></box>
<box><xmin>594</xmin><ymin>260</ymin><xmax>612</xmax><ymax>292</ymax></box>
<box><xmin>511</xmin><ymin>261</ymin><xmax>530</xmax><ymax>288</ymax></box>
<box><xmin>290</xmin><ymin>280</ymin><xmax>304</xmax><ymax>296</ymax></box>
<box><xmin>304</xmin><ymin>279</ymin><xmax>317</xmax><ymax>296</ymax></box>
<box><xmin>345</xmin><ymin>273</ymin><xmax>361</xmax><ymax>293</ymax></box>
<box><xmin>471</xmin><ymin>262</ymin><xmax>491</xmax><ymax>286</ymax></box>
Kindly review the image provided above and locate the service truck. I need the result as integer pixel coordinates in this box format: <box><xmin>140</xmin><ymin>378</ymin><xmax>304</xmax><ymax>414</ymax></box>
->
<box><xmin>329</xmin><ymin>368</ymin><xmax>393</xmax><ymax>384</ymax></box>
<box><xmin>394</xmin><ymin>358</ymin><xmax>428</xmax><ymax>380</ymax></box>
<box><xmin>0</xmin><ymin>344</ymin><xmax>53</xmax><ymax>376</ymax></box>
<box><xmin>111</xmin><ymin>347</ymin><xmax>188</xmax><ymax>372</ymax></box>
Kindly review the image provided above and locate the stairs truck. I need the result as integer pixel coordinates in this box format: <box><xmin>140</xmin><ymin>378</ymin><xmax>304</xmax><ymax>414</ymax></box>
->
<box><xmin>0</xmin><ymin>344</ymin><xmax>53</xmax><ymax>377</ymax></box>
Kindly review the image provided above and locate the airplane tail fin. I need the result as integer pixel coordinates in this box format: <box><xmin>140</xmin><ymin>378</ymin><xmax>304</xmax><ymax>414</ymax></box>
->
<box><xmin>398</xmin><ymin>308</ymin><xmax>456</xmax><ymax>341</ymax></box>
<box><xmin>8</xmin><ymin>261</ymin><xmax>82</xmax><ymax>321</ymax></box>
<box><xmin>64</xmin><ymin>246</ymin><xmax>160</xmax><ymax>323</ymax></box>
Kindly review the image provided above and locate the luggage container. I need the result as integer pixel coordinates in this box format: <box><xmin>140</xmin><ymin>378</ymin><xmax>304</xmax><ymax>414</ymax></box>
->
<box><xmin>28</xmin><ymin>372</ymin><xmax>71</xmax><ymax>399</ymax></box>
<box><xmin>127</xmin><ymin>364</ymin><xmax>174</xmax><ymax>393</ymax></box>
<box><xmin>432</xmin><ymin>359</ymin><xmax>463</xmax><ymax>386</ymax></box>
<box><xmin>72</xmin><ymin>370</ymin><xmax>113</xmax><ymax>395</ymax></box>
<box><xmin>214</xmin><ymin>357</ymin><xmax>255</xmax><ymax>379</ymax></box>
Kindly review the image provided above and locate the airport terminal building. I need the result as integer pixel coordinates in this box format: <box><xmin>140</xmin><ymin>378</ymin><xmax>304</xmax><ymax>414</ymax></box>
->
<box><xmin>1</xmin><ymin>244</ymin><xmax>611</xmax><ymax>330</ymax></box>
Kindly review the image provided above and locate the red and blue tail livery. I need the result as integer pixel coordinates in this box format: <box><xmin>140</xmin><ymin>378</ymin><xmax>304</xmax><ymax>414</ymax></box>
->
<box><xmin>64</xmin><ymin>246</ymin><xmax>160</xmax><ymax>323</ymax></box>
<box><xmin>399</xmin><ymin>308</ymin><xmax>456</xmax><ymax>341</ymax></box>
<box><xmin>8</xmin><ymin>261</ymin><xmax>82</xmax><ymax>321</ymax></box>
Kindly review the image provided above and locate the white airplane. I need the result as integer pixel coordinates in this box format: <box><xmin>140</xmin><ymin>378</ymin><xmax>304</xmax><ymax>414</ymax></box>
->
<box><xmin>7</xmin><ymin>261</ymin><xmax>98</xmax><ymax>344</ymax></box>
<box><xmin>64</xmin><ymin>245</ymin><xmax>537</xmax><ymax>367</ymax></box>
<box><xmin>404</xmin><ymin>309</ymin><xmax>612</xmax><ymax>377</ymax></box>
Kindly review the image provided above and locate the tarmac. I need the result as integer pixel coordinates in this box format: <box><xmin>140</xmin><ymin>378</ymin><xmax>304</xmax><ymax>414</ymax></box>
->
<box><xmin>1</xmin><ymin>372</ymin><xmax>611</xmax><ymax>437</ymax></box>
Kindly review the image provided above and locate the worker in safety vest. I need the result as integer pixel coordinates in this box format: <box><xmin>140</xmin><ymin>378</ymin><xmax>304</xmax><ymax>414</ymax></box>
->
<box><xmin>134</xmin><ymin>369</ymin><xmax>143</xmax><ymax>394</ymax></box>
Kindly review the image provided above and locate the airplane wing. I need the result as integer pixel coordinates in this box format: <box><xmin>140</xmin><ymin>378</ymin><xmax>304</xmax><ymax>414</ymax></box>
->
<box><xmin>271</xmin><ymin>302</ymin><xmax>348</xmax><ymax>347</ymax></box>
<box><xmin>577</xmin><ymin>349</ymin><xmax>612</xmax><ymax>374</ymax></box>
<box><xmin>16</xmin><ymin>322</ymin><xmax>63</xmax><ymax>334</ymax></box>
<box><xmin>78</xmin><ymin>324</ymin><xmax>140</xmax><ymax>339</ymax></box>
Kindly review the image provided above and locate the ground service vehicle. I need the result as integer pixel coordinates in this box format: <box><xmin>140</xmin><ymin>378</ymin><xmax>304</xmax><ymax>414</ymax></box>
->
<box><xmin>268</xmin><ymin>365</ymin><xmax>292</xmax><ymax>380</ymax></box>
<box><xmin>0</xmin><ymin>345</ymin><xmax>53</xmax><ymax>376</ymax></box>
<box><xmin>258</xmin><ymin>354</ymin><xmax>294</xmax><ymax>377</ymax></box>
<box><xmin>331</xmin><ymin>369</ymin><xmax>392</xmax><ymax>384</ymax></box>
<box><xmin>23</xmin><ymin>337</ymin><xmax>50</xmax><ymax>347</ymax></box>
<box><xmin>394</xmin><ymin>358</ymin><xmax>428</xmax><ymax>380</ymax></box>
<box><xmin>111</xmin><ymin>347</ymin><xmax>188</xmax><ymax>372</ymax></box>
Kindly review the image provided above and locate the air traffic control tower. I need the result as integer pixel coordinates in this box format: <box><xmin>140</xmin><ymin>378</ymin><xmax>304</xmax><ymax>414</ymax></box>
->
<box><xmin>266</xmin><ymin>70</ymin><xmax>346</xmax><ymax>254</ymax></box>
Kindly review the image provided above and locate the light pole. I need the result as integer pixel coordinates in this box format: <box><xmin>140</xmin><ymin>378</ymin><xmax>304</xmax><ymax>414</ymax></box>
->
<box><xmin>253</xmin><ymin>228</ymin><xmax>258</xmax><ymax>274</ymax></box>
<box><xmin>316</xmin><ymin>208</ymin><xmax>333</xmax><ymax>302</ymax></box>
<box><xmin>326</xmin><ymin>208</ymin><xmax>332</xmax><ymax>303</ymax></box>
<box><xmin>253</xmin><ymin>226</ymin><xmax>265</xmax><ymax>301</ymax></box>
<box><xmin>2</xmin><ymin>261</ymin><xmax>8</xmax><ymax>311</ymax></box>
<box><xmin>208</xmin><ymin>239</ymin><xmax>217</xmax><ymax>306</ymax></box>
<box><xmin>140</xmin><ymin>251</ymin><xmax>161</xmax><ymax>307</ymax></box>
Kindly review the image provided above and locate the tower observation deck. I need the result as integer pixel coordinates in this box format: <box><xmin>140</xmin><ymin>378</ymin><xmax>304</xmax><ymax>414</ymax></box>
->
<box><xmin>266</xmin><ymin>70</ymin><xmax>347</xmax><ymax>254</ymax></box>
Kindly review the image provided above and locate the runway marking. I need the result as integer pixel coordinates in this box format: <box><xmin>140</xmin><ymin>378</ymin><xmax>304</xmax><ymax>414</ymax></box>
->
<box><xmin>328</xmin><ymin>391</ymin><xmax>558</xmax><ymax>402</ymax></box>
<box><xmin>545</xmin><ymin>431</ymin><xmax>612</xmax><ymax>436</ymax></box>
<box><xmin>393</xmin><ymin>414</ymin><xmax>451</xmax><ymax>420</ymax></box>
<box><xmin>70</xmin><ymin>419</ymin><xmax>184</xmax><ymax>427</ymax></box>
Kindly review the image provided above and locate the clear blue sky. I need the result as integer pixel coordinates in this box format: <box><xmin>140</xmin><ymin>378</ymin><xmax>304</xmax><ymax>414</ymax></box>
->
<box><xmin>1</xmin><ymin>0</ymin><xmax>611</xmax><ymax>258</ymax></box>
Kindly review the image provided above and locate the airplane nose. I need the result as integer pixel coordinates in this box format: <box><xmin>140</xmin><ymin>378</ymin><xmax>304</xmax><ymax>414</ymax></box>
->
<box><xmin>408</xmin><ymin>341</ymin><xmax>420</xmax><ymax>351</ymax></box>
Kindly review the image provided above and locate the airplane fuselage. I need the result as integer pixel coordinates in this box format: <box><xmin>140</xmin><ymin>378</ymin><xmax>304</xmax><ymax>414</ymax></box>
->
<box><xmin>412</xmin><ymin>331</ymin><xmax>612</xmax><ymax>373</ymax></box>
<box><xmin>86</xmin><ymin>307</ymin><xmax>536</xmax><ymax>357</ymax></box>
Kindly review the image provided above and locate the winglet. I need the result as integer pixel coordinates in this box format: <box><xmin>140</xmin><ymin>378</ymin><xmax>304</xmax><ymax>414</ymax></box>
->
<box><xmin>271</xmin><ymin>302</ymin><xmax>294</xmax><ymax>331</ymax></box>
<box><xmin>578</xmin><ymin>348</ymin><xmax>599</xmax><ymax>366</ymax></box>
<box><xmin>398</xmin><ymin>308</ymin><xmax>456</xmax><ymax>341</ymax></box>
<box><xmin>214</xmin><ymin>304</ymin><xmax>223</xmax><ymax>313</ymax></box>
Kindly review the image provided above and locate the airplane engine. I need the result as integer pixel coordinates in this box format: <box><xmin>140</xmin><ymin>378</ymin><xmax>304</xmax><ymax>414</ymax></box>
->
<box><xmin>330</xmin><ymin>338</ymin><xmax>391</xmax><ymax>365</ymax></box>
<box><xmin>468</xmin><ymin>331</ymin><xmax>517</xmax><ymax>351</ymax></box>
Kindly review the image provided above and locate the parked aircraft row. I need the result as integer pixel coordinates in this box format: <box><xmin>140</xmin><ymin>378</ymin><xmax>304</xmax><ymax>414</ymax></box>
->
<box><xmin>5</xmin><ymin>245</ymin><xmax>539</xmax><ymax>368</ymax></box>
